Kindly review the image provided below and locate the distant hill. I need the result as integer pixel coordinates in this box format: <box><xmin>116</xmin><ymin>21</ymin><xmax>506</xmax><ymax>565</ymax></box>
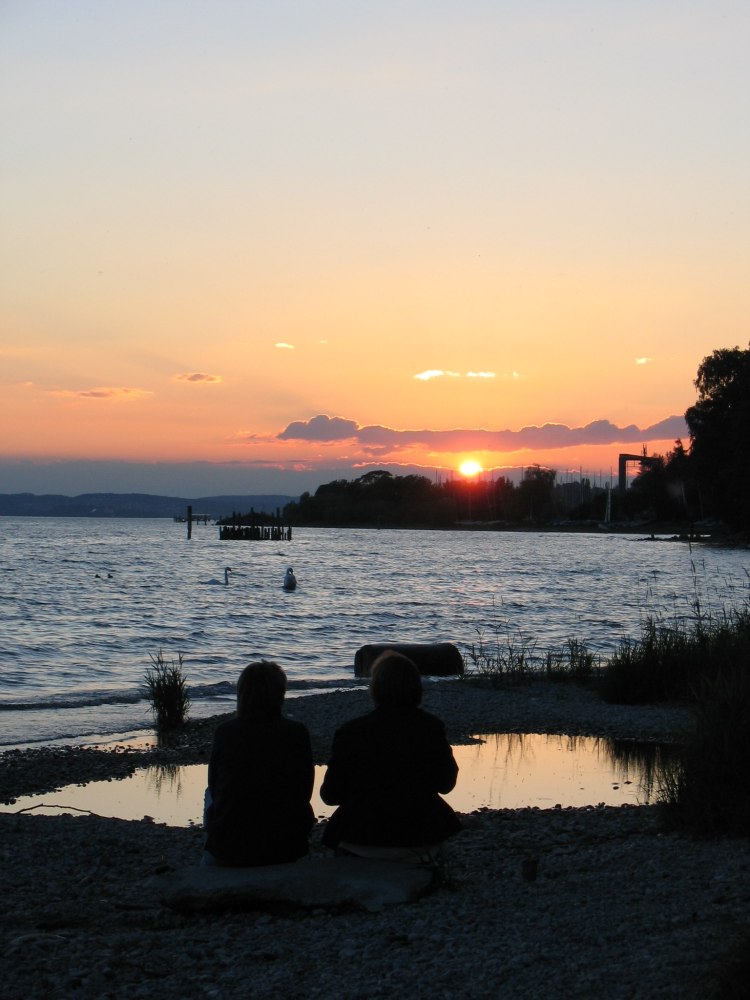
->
<box><xmin>0</xmin><ymin>493</ymin><xmax>298</xmax><ymax>519</ymax></box>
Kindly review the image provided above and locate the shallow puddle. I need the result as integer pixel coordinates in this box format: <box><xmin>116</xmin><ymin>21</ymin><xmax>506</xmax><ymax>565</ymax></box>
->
<box><xmin>1</xmin><ymin>733</ymin><xmax>675</xmax><ymax>826</ymax></box>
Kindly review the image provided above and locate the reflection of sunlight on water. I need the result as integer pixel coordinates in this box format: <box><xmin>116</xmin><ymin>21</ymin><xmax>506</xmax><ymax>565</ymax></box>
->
<box><xmin>448</xmin><ymin>733</ymin><xmax>678</xmax><ymax>812</ymax></box>
<box><xmin>1</xmin><ymin>733</ymin><xmax>681</xmax><ymax>827</ymax></box>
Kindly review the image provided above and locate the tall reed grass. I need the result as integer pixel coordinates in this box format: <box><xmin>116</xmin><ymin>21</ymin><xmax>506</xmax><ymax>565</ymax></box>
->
<box><xmin>144</xmin><ymin>650</ymin><xmax>191</xmax><ymax>729</ymax></box>
<box><xmin>657</xmin><ymin>668</ymin><xmax>750</xmax><ymax>835</ymax></box>
<box><xmin>599</xmin><ymin>603</ymin><xmax>750</xmax><ymax>705</ymax></box>
<box><xmin>463</xmin><ymin>626</ymin><xmax>600</xmax><ymax>686</ymax></box>
<box><xmin>544</xmin><ymin>638</ymin><xmax>599</xmax><ymax>683</ymax></box>
<box><xmin>464</xmin><ymin>625</ymin><xmax>537</xmax><ymax>686</ymax></box>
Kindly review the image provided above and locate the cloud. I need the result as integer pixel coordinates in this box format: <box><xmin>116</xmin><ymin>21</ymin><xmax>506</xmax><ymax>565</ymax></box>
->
<box><xmin>278</xmin><ymin>414</ymin><xmax>360</xmax><ymax>442</ymax></box>
<box><xmin>275</xmin><ymin>342</ymin><xmax>295</xmax><ymax>350</ymax></box>
<box><xmin>276</xmin><ymin>413</ymin><xmax>689</xmax><ymax>454</ymax></box>
<box><xmin>173</xmin><ymin>372</ymin><xmax>222</xmax><ymax>383</ymax></box>
<box><xmin>413</xmin><ymin>370</ymin><xmax>506</xmax><ymax>381</ymax></box>
<box><xmin>635</xmin><ymin>357</ymin><xmax>653</xmax><ymax>365</ymax></box>
<box><xmin>54</xmin><ymin>387</ymin><xmax>152</xmax><ymax>401</ymax></box>
<box><xmin>414</xmin><ymin>370</ymin><xmax>460</xmax><ymax>381</ymax></box>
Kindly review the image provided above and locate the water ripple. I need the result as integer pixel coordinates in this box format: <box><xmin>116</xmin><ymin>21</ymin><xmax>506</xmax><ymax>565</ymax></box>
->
<box><xmin>1</xmin><ymin>518</ymin><xmax>749</xmax><ymax>744</ymax></box>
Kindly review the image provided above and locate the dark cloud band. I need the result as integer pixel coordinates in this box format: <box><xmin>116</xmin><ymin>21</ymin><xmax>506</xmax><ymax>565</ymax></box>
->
<box><xmin>278</xmin><ymin>414</ymin><xmax>688</xmax><ymax>454</ymax></box>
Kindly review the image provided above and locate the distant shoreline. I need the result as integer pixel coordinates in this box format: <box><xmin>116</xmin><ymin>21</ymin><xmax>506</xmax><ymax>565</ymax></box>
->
<box><xmin>0</xmin><ymin>506</ymin><xmax>713</xmax><ymax>536</ymax></box>
<box><xmin>1</xmin><ymin>492</ymin><xmax>739</xmax><ymax>545</ymax></box>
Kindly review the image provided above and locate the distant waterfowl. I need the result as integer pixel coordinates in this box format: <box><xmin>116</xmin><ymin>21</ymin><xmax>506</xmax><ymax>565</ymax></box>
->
<box><xmin>283</xmin><ymin>567</ymin><xmax>297</xmax><ymax>591</ymax></box>
<box><xmin>204</xmin><ymin>567</ymin><xmax>233</xmax><ymax>586</ymax></box>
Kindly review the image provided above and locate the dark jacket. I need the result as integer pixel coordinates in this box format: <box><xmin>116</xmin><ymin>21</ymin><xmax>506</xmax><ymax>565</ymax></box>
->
<box><xmin>204</xmin><ymin>713</ymin><xmax>315</xmax><ymax>866</ymax></box>
<box><xmin>320</xmin><ymin>705</ymin><xmax>461</xmax><ymax>848</ymax></box>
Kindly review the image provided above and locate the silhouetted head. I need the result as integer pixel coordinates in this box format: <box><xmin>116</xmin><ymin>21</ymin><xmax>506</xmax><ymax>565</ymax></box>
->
<box><xmin>369</xmin><ymin>650</ymin><xmax>422</xmax><ymax>710</ymax></box>
<box><xmin>236</xmin><ymin>660</ymin><xmax>287</xmax><ymax>719</ymax></box>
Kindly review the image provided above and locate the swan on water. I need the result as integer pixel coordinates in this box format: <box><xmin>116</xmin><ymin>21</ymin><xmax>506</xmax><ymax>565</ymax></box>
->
<box><xmin>283</xmin><ymin>567</ymin><xmax>297</xmax><ymax>591</ymax></box>
<box><xmin>204</xmin><ymin>567</ymin><xmax>233</xmax><ymax>585</ymax></box>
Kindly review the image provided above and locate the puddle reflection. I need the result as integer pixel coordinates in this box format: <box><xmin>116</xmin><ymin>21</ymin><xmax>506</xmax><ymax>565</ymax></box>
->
<box><xmin>2</xmin><ymin>733</ymin><xmax>680</xmax><ymax>826</ymax></box>
<box><xmin>451</xmin><ymin>732</ymin><xmax>677</xmax><ymax>812</ymax></box>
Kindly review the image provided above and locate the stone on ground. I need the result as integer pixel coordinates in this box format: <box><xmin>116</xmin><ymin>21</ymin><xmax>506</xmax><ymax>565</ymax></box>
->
<box><xmin>152</xmin><ymin>856</ymin><xmax>435</xmax><ymax>914</ymax></box>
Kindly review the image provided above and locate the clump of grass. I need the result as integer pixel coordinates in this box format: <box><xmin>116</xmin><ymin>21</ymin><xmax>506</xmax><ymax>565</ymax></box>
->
<box><xmin>464</xmin><ymin>624</ymin><xmax>601</xmax><ymax>688</ymax></box>
<box><xmin>463</xmin><ymin>624</ymin><xmax>536</xmax><ymax>687</ymax></box>
<box><xmin>144</xmin><ymin>649</ymin><xmax>190</xmax><ymax>729</ymax></box>
<box><xmin>600</xmin><ymin>603</ymin><xmax>750</xmax><ymax>705</ymax></box>
<box><xmin>544</xmin><ymin>638</ymin><xmax>599</xmax><ymax>684</ymax></box>
<box><xmin>598</xmin><ymin>620</ymin><xmax>690</xmax><ymax>704</ymax></box>
<box><xmin>657</xmin><ymin>668</ymin><xmax>750</xmax><ymax>835</ymax></box>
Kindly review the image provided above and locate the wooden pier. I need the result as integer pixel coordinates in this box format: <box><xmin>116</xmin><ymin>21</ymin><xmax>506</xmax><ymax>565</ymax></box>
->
<box><xmin>217</xmin><ymin>508</ymin><xmax>293</xmax><ymax>542</ymax></box>
<box><xmin>219</xmin><ymin>523</ymin><xmax>293</xmax><ymax>541</ymax></box>
<box><xmin>182</xmin><ymin>505</ymin><xmax>293</xmax><ymax>541</ymax></box>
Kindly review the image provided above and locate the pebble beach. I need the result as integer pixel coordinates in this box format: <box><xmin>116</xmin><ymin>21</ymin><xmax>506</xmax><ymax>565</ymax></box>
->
<box><xmin>2</xmin><ymin>681</ymin><xmax>749</xmax><ymax>999</ymax></box>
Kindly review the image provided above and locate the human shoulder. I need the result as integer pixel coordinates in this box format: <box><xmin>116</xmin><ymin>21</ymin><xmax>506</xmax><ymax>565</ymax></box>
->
<box><xmin>333</xmin><ymin>710</ymin><xmax>378</xmax><ymax>738</ymax></box>
<box><xmin>279</xmin><ymin>715</ymin><xmax>311</xmax><ymax>737</ymax></box>
<box><xmin>213</xmin><ymin>714</ymin><xmax>242</xmax><ymax>739</ymax></box>
<box><xmin>414</xmin><ymin>707</ymin><xmax>449</xmax><ymax>732</ymax></box>
<box><xmin>213</xmin><ymin>714</ymin><xmax>308</xmax><ymax>738</ymax></box>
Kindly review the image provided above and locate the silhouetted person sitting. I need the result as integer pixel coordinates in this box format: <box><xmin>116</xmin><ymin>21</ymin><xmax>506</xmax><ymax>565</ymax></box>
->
<box><xmin>203</xmin><ymin>660</ymin><xmax>314</xmax><ymax>867</ymax></box>
<box><xmin>320</xmin><ymin>649</ymin><xmax>460</xmax><ymax>861</ymax></box>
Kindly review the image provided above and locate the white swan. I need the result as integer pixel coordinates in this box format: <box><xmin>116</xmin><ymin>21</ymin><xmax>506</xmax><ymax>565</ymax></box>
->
<box><xmin>283</xmin><ymin>567</ymin><xmax>297</xmax><ymax>591</ymax></box>
<box><xmin>204</xmin><ymin>567</ymin><xmax>232</xmax><ymax>586</ymax></box>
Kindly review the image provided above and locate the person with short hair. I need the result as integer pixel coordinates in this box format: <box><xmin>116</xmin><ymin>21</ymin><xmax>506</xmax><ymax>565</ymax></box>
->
<box><xmin>203</xmin><ymin>660</ymin><xmax>314</xmax><ymax>866</ymax></box>
<box><xmin>320</xmin><ymin>650</ymin><xmax>460</xmax><ymax>860</ymax></box>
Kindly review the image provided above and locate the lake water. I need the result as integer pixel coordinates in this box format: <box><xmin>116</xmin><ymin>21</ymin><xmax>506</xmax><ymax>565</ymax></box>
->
<box><xmin>1</xmin><ymin>517</ymin><xmax>748</xmax><ymax>747</ymax></box>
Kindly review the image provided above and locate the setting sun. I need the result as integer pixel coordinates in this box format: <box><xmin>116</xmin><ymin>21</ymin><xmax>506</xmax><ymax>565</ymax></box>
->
<box><xmin>459</xmin><ymin>460</ymin><xmax>483</xmax><ymax>477</ymax></box>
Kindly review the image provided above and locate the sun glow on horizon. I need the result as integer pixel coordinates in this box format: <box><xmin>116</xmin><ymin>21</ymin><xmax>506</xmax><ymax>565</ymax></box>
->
<box><xmin>459</xmin><ymin>459</ymin><xmax>483</xmax><ymax>478</ymax></box>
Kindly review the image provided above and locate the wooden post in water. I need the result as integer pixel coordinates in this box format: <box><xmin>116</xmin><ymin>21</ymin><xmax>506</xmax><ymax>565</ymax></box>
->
<box><xmin>187</xmin><ymin>505</ymin><xmax>193</xmax><ymax>540</ymax></box>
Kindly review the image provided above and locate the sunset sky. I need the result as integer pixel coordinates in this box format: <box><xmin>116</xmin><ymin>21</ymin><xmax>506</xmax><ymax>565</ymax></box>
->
<box><xmin>1</xmin><ymin>1</ymin><xmax>748</xmax><ymax>497</ymax></box>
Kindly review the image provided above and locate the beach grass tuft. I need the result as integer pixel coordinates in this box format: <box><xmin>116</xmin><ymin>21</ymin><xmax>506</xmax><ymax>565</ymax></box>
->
<box><xmin>144</xmin><ymin>649</ymin><xmax>191</xmax><ymax>729</ymax></box>
<box><xmin>600</xmin><ymin>603</ymin><xmax>750</xmax><ymax>705</ymax></box>
<box><xmin>544</xmin><ymin>638</ymin><xmax>599</xmax><ymax>683</ymax></box>
<box><xmin>463</xmin><ymin>626</ymin><xmax>600</xmax><ymax>687</ymax></box>
<box><xmin>657</xmin><ymin>666</ymin><xmax>750</xmax><ymax>836</ymax></box>
<box><xmin>463</xmin><ymin>624</ymin><xmax>536</xmax><ymax>687</ymax></box>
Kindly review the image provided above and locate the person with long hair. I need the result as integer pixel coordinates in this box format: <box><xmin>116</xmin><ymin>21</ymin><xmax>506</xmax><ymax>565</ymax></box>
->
<box><xmin>203</xmin><ymin>660</ymin><xmax>314</xmax><ymax>866</ymax></box>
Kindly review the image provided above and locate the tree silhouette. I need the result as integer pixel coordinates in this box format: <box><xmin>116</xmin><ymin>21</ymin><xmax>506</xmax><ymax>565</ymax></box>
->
<box><xmin>518</xmin><ymin>465</ymin><xmax>557</xmax><ymax>523</ymax></box>
<box><xmin>685</xmin><ymin>344</ymin><xmax>750</xmax><ymax>528</ymax></box>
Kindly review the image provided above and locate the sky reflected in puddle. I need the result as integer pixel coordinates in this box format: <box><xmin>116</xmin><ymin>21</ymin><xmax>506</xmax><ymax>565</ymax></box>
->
<box><xmin>2</xmin><ymin>733</ymin><xmax>674</xmax><ymax>826</ymax></box>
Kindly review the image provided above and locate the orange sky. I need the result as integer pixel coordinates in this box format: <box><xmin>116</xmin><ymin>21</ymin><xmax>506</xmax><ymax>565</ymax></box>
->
<box><xmin>1</xmin><ymin>2</ymin><xmax>748</xmax><ymax>495</ymax></box>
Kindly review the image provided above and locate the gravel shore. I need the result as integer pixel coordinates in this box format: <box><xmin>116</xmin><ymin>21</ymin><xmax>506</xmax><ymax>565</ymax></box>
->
<box><xmin>2</xmin><ymin>681</ymin><xmax>749</xmax><ymax>1000</ymax></box>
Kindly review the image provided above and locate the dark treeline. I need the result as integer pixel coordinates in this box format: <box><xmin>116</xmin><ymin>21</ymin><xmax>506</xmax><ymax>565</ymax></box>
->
<box><xmin>284</xmin><ymin>343</ymin><xmax>750</xmax><ymax>532</ymax></box>
<box><xmin>282</xmin><ymin>464</ymin><xmax>673</xmax><ymax>529</ymax></box>
<box><xmin>283</xmin><ymin>467</ymin><xmax>570</xmax><ymax>528</ymax></box>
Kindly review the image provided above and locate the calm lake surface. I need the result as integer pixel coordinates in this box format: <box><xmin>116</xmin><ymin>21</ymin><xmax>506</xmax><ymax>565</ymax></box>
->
<box><xmin>1</xmin><ymin>517</ymin><xmax>748</xmax><ymax>747</ymax></box>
